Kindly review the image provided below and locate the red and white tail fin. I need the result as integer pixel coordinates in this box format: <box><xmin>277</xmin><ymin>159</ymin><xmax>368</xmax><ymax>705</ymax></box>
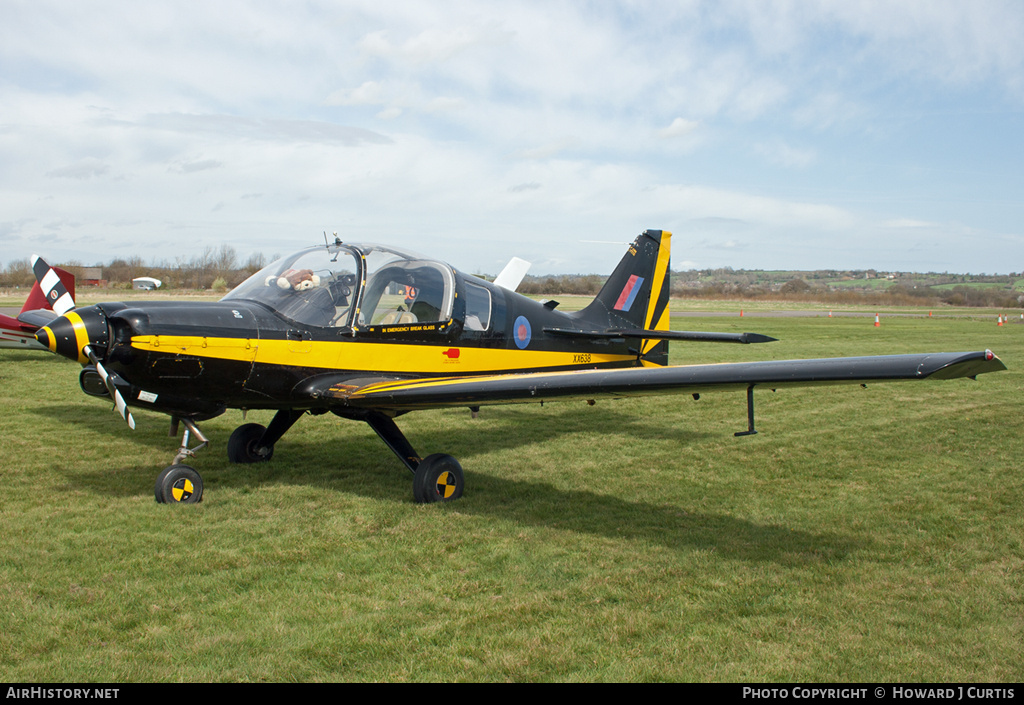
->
<box><xmin>25</xmin><ymin>256</ymin><xmax>76</xmax><ymax>316</ymax></box>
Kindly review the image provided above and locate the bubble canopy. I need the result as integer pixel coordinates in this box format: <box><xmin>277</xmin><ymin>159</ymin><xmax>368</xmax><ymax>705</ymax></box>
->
<box><xmin>222</xmin><ymin>243</ymin><xmax>456</xmax><ymax>330</ymax></box>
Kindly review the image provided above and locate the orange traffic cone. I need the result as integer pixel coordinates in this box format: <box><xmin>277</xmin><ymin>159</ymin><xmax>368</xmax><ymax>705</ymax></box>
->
<box><xmin>740</xmin><ymin>309</ymin><xmax>744</xmax><ymax>317</ymax></box>
<box><xmin>874</xmin><ymin>313</ymin><xmax>880</xmax><ymax>327</ymax></box>
<box><xmin>828</xmin><ymin>310</ymin><xmax>833</xmax><ymax>318</ymax></box>
<box><xmin>998</xmin><ymin>315</ymin><xmax>1003</xmax><ymax>326</ymax></box>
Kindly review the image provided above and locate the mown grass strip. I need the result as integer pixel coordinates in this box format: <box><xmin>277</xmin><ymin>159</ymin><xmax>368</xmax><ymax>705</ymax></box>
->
<box><xmin>0</xmin><ymin>307</ymin><xmax>1020</xmax><ymax>681</ymax></box>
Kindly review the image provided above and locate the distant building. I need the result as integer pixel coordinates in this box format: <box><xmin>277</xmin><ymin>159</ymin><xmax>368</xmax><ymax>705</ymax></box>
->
<box><xmin>132</xmin><ymin>277</ymin><xmax>162</xmax><ymax>290</ymax></box>
<box><xmin>82</xmin><ymin>267</ymin><xmax>105</xmax><ymax>287</ymax></box>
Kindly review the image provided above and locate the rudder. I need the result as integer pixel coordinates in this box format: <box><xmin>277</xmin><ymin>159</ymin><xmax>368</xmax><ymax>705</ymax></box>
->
<box><xmin>575</xmin><ymin>229</ymin><xmax>672</xmax><ymax>365</ymax></box>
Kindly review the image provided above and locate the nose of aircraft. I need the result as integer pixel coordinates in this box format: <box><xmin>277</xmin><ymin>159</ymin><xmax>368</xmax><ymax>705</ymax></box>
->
<box><xmin>35</xmin><ymin>306</ymin><xmax>109</xmax><ymax>364</ymax></box>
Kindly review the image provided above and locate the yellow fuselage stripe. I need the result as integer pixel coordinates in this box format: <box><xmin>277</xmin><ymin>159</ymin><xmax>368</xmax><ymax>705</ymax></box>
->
<box><xmin>131</xmin><ymin>335</ymin><xmax>636</xmax><ymax>375</ymax></box>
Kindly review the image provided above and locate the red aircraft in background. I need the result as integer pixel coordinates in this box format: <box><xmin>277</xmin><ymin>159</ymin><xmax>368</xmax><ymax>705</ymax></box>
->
<box><xmin>0</xmin><ymin>258</ymin><xmax>76</xmax><ymax>351</ymax></box>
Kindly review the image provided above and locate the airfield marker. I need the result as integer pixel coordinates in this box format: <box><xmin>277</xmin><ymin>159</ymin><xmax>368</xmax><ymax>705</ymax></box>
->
<box><xmin>874</xmin><ymin>313</ymin><xmax>880</xmax><ymax>327</ymax></box>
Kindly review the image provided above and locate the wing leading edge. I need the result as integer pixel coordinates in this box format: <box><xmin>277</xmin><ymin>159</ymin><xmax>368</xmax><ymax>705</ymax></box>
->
<box><xmin>316</xmin><ymin>350</ymin><xmax>1005</xmax><ymax>412</ymax></box>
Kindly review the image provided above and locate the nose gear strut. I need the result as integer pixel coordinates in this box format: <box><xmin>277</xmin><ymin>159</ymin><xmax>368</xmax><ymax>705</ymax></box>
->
<box><xmin>154</xmin><ymin>417</ymin><xmax>211</xmax><ymax>504</ymax></box>
<box><xmin>169</xmin><ymin>417</ymin><xmax>210</xmax><ymax>465</ymax></box>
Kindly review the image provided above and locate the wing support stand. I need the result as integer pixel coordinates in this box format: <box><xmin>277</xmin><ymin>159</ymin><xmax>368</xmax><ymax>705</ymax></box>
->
<box><xmin>734</xmin><ymin>384</ymin><xmax>758</xmax><ymax>437</ymax></box>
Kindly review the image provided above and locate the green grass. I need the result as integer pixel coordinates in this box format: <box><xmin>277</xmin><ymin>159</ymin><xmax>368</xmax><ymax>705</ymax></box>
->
<box><xmin>1</xmin><ymin>307</ymin><xmax>1021</xmax><ymax>681</ymax></box>
<box><xmin>929</xmin><ymin>282</ymin><xmax>1013</xmax><ymax>291</ymax></box>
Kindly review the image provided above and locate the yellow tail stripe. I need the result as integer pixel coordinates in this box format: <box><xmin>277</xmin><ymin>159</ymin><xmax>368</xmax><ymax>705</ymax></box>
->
<box><xmin>644</xmin><ymin>230</ymin><xmax>672</xmax><ymax>332</ymax></box>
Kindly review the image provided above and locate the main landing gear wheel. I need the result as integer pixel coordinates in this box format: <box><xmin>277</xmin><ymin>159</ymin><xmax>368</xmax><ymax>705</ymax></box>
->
<box><xmin>155</xmin><ymin>464</ymin><xmax>204</xmax><ymax>504</ymax></box>
<box><xmin>227</xmin><ymin>423</ymin><xmax>274</xmax><ymax>463</ymax></box>
<box><xmin>412</xmin><ymin>453</ymin><xmax>464</xmax><ymax>504</ymax></box>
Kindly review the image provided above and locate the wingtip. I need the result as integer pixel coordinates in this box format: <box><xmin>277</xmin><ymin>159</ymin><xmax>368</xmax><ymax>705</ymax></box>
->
<box><xmin>985</xmin><ymin>350</ymin><xmax>1008</xmax><ymax>371</ymax></box>
<box><xmin>741</xmin><ymin>333</ymin><xmax>779</xmax><ymax>344</ymax></box>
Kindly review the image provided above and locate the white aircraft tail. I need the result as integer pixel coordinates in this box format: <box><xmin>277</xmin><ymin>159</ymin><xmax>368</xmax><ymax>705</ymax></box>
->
<box><xmin>492</xmin><ymin>257</ymin><xmax>531</xmax><ymax>292</ymax></box>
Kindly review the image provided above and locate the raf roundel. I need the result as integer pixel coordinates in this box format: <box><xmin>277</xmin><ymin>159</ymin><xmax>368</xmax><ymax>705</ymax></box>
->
<box><xmin>513</xmin><ymin>316</ymin><xmax>532</xmax><ymax>349</ymax></box>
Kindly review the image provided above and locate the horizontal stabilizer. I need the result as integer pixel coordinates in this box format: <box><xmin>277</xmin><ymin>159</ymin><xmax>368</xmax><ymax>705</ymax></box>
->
<box><xmin>16</xmin><ymin>309</ymin><xmax>59</xmax><ymax>328</ymax></box>
<box><xmin>544</xmin><ymin>327</ymin><xmax>777</xmax><ymax>344</ymax></box>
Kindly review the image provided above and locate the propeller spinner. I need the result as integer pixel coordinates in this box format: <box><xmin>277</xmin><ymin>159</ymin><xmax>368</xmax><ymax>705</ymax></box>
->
<box><xmin>34</xmin><ymin>289</ymin><xmax>136</xmax><ymax>431</ymax></box>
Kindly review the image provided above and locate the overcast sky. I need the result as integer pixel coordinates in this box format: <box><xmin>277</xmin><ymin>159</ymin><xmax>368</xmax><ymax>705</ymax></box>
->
<box><xmin>2</xmin><ymin>1</ymin><xmax>1022</xmax><ymax>275</ymax></box>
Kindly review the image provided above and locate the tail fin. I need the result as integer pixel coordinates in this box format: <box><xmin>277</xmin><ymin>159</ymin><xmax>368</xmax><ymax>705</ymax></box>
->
<box><xmin>575</xmin><ymin>229</ymin><xmax>672</xmax><ymax>365</ymax></box>
<box><xmin>22</xmin><ymin>258</ymin><xmax>76</xmax><ymax>316</ymax></box>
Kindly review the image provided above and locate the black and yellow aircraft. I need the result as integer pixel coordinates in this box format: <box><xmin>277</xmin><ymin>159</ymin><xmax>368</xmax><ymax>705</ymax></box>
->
<box><xmin>34</xmin><ymin>230</ymin><xmax>1006</xmax><ymax>504</ymax></box>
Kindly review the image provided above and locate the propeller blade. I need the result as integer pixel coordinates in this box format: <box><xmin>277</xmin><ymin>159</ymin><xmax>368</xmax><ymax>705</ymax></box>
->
<box><xmin>83</xmin><ymin>345</ymin><xmax>136</xmax><ymax>430</ymax></box>
<box><xmin>31</xmin><ymin>255</ymin><xmax>76</xmax><ymax>315</ymax></box>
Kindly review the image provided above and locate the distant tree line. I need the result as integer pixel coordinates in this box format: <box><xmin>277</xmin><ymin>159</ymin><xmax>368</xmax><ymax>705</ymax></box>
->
<box><xmin>668</xmin><ymin>275</ymin><xmax>1023</xmax><ymax>309</ymax></box>
<box><xmin>1</xmin><ymin>256</ymin><xmax>1021</xmax><ymax>308</ymax></box>
<box><xmin>515</xmin><ymin>269</ymin><xmax>1024</xmax><ymax>309</ymax></box>
<box><xmin>0</xmin><ymin>245</ymin><xmax>269</xmax><ymax>292</ymax></box>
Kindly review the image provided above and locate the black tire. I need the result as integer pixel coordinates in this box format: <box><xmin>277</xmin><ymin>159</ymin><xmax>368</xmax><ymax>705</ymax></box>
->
<box><xmin>155</xmin><ymin>464</ymin><xmax>204</xmax><ymax>504</ymax></box>
<box><xmin>412</xmin><ymin>453</ymin><xmax>464</xmax><ymax>503</ymax></box>
<box><xmin>227</xmin><ymin>423</ymin><xmax>273</xmax><ymax>463</ymax></box>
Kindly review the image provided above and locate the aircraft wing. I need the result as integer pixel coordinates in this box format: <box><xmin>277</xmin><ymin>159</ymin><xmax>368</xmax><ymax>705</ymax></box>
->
<box><xmin>313</xmin><ymin>350</ymin><xmax>1005</xmax><ymax>412</ymax></box>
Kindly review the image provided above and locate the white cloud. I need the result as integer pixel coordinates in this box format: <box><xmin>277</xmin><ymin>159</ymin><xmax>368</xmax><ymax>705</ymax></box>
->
<box><xmin>754</xmin><ymin>140</ymin><xmax>816</xmax><ymax>168</ymax></box>
<box><xmin>658</xmin><ymin>118</ymin><xmax>700</xmax><ymax>139</ymax></box>
<box><xmin>172</xmin><ymin>159</ymin><xmax>223</xmax><ymax>174</ymax></box>
<box><xmin>357</xmin><ymin>25</ymin><xmax>512</xmax><ymax>65</ymax></box>
<box><xmin>881</xmin><ymin>218</ymin><xmax>936</xmax><ymax>229</ymax></box>
<box><xmin>45</xmin><ymin>158</ymin><xmax>110</xmax><ymax>180</ymax></box>
<box><xmin>325</xmin><ymin>81</ymin><xmax>388</xmax><ymax>107</ymax></box>
<box><xmin>0</xmin><ymin>1</ymin><xmax>1021</xmax><ymax>274</ymax></box>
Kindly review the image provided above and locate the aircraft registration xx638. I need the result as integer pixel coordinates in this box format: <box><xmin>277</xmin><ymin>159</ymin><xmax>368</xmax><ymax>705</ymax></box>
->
<box><xmin>34</xmin><ymin>230</ymin><xmax>1006</xmax><ymax>505</ymax></box>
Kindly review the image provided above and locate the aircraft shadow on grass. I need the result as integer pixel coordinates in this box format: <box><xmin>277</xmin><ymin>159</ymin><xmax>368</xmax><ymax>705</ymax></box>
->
<box><xmin>58</xmin><ymin>462</ymin><xmax>868</xmax><ymax>566</ymax></box>
<box><xmin>36</xmin><ymin>403</ymin><xmax>864</xmax><ymax>566</ymax></box>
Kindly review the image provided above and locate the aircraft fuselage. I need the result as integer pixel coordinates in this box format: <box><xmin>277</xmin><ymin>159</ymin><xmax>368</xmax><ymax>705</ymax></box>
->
<box><xmin>37</xmin><ymin>236</ymin><xmax>677</xmax><ymax>422</ymax></box>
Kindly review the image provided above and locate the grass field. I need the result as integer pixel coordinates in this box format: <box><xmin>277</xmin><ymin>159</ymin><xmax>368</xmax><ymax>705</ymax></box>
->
<box><xmin>1</xmin><ymin>305</ymin><xmax>1021</xmax><ymax>682</ymax></box>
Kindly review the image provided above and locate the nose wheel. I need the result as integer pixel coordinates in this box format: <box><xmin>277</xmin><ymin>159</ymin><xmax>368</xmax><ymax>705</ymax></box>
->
<box><xmin>155</xmin><ymin>464</ymin><xmax>203</xmax><ymax>504</ymax></box>
<box><xmin>155</xmin><ymin>417</ymin><xmax>210</xmax><ymax>504</ymax></box>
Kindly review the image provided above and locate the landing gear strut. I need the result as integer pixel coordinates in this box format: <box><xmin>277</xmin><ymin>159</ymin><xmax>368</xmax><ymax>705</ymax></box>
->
<box><xmin>227</xmin><ymin>410</ymin><xmax>304</xmax><ymax>463</ymax></box>
<box><xmin>154</xmin><ymin>409</ymin><xmax>466</xmax><ymax>505</ymax></box>
<box><xmin>364</xmin><ymin>411</ymin><xmax>464</xmax><ymax>503</ymax></box>
<box><xmin>155</xmin><ymin>417</ymin><xmax>209</xmax><ymax>504</ymax></box>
